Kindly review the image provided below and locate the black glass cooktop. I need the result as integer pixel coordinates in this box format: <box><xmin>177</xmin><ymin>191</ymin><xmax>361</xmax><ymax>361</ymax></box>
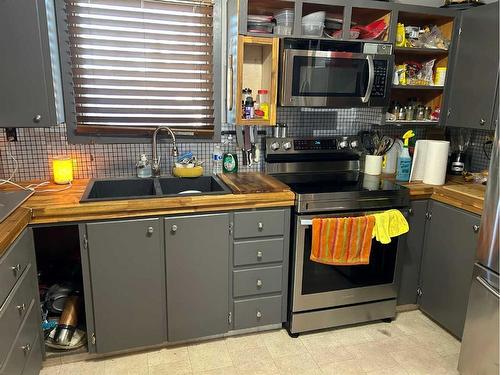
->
<box><xmin>272</xmin><ymin>171</ymin><xmax>405</xmax><ymax>195</ymax></box>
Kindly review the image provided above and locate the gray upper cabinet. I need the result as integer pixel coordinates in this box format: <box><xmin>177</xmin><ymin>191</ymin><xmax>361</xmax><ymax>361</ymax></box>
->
<box><xmin>84</xmin><ymin>218</ymin><xmax>166</xmax><ymax>353</ymax></box>
<box><xmin>398</xmin><ymin>200</ymin><xmax>428</xmax><ymax>306</ymax></box>
<box><xmin>419</xmin><ymin>201</ymin><xmax>480</xmax><ymax>338</ymax></box>
<box><xmin>444</xmin><ymin>2</ymin><xmax>499</xmax><ymax>129</ymax></box>
<box><xmin>0</xmin><ymin>0</ymin><xmax>64</xmax><ymax>128</ymax></box>
<box><xmin>164</xmin><ymin>213</ymin><xmax>230</xmax><ymax>342</ymax></box>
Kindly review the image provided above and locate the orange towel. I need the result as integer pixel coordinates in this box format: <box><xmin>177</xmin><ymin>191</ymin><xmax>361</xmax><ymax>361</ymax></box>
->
<box><xmin>310</xmin><ymin>216</ymin><xmax>376</xmax><ymax>266</ymax></box>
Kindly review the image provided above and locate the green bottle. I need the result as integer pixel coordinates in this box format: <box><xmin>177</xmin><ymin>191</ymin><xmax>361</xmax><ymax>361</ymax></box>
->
<box><xmin>222</xmin><ymin>135</ymin><xmax>238</xmax><ymax>173</ymax></box>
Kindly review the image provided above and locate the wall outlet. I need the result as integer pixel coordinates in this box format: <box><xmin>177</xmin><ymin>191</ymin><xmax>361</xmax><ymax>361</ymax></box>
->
<box><xmin>5</xmin><ymin>128</ymin><xmax>17</xmax><ymax>142</ymax></box>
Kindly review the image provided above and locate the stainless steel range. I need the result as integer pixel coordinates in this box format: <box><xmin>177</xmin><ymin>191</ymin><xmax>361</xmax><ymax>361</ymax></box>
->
<box><xmin>265</xmin><ymin>136</ymin><xmax>410</xmax><ymax>336</ymax></box>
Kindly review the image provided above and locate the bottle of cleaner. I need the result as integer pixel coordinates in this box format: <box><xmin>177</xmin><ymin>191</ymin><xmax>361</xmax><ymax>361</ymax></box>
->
<box><xmin>396</xmin><ymin>130</ymin><xmax>415</xmax><ymax>181</ymax></box>
<box><xmin>212</xmin><ymin>145</ymin><xmax>223</xmax><ymax>174</ymax></box>
<box><xmin>223</xmin><ymin>135</ymin><xmax>238</xmax><ymax>173</ymax></box>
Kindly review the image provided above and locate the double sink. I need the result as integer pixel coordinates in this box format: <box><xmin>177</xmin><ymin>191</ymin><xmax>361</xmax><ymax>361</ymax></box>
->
<box><xmin>80</xmin><ymin>175</ymin><xmax>231</xmax><ymax>203</ymax></box>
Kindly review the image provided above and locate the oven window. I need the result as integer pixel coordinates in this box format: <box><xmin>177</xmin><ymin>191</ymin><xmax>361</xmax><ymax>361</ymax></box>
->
<box><xmin>301</xmin><ymin>226</ymin><xmax>397</xmax><ymax>295</ymax></box>
<box><xmin>292</xmin><ymin>56</ymin><xmax>368</xmax><ymax>97</ymax></box>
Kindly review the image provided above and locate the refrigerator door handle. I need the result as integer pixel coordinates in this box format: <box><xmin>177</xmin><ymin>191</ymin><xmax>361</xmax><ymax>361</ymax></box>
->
<box><xmin>476</xmin><ymin>276</ymin><xmax>500</xmax><ymax>299</ymax></box>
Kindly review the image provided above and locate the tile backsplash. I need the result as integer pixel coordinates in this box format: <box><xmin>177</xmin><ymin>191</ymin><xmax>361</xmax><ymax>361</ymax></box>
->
<box><xmin>0</xmin><ymin>107</ymin><xmax>493</xmax><ymax>181</ymax></box>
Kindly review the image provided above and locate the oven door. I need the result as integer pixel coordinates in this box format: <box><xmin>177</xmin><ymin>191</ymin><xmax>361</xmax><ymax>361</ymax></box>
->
<box><xmin>291</xmin><ymin>210</ymin><xmax>403</xmax><ymax>313</ymax></box>
<box><xmin>281</xmin><ymin>49</ymin><xmax>391</xmax><ymax>107</ymax></box>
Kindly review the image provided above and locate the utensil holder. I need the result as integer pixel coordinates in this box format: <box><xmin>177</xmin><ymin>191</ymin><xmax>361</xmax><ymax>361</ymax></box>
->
<box><xmin>365</xmin><ymin>155</ymin><xmax>383</xmax><ymax>175</ymax></box>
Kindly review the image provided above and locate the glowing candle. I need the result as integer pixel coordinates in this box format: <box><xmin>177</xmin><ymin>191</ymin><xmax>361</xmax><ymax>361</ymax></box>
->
<box><xmin>52</xmin><ymin>157</ymin><xmax>73</xmax><ymax>184</ymax></box>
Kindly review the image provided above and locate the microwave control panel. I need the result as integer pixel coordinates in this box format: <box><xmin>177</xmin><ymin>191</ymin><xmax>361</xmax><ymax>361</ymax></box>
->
<box><xmin>371</xmin><ymin>60</ymin><xmax>388</xmax><ymax>97</ymax></box>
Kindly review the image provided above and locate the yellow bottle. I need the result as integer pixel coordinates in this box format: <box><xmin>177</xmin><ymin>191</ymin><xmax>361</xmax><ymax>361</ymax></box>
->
<box><xmin>396</xmin><ymin>23</ymin><xmax>406</xmax><ymax>47</ymax></box>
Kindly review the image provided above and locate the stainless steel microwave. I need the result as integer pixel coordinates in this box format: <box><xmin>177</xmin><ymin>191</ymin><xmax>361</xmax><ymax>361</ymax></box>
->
<box><xmin>280</xmin><ymin>39</ymin><xmax>394</xmax><ymax>108</ymax></box>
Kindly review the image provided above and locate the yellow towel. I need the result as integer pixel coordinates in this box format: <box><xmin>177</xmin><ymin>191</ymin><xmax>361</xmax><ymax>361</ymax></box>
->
<box><xmin>372</xmin><ymin>209</ymin><xmax>409</xmax><ymax>244</ymax></box>
<box><xmin>311</xmin><ymin>216</ymin><xmax>376</xmax><ymax>266</ymax></box>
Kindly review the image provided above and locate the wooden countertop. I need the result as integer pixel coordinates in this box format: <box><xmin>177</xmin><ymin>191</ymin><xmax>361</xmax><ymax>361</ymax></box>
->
<box><xmin>398</xmin><ymin>176</ymin><xmax>486</xmax><ymax>215</ymax></box>
<box><xmin>0</xmin><ymin>207</ymin><xmax>31</xmax><ymax>258</ymax></box>
<box><xmin>218</xmin><ymin>172</ymin><xmax>291</xmax><ymax>194</ymax></box>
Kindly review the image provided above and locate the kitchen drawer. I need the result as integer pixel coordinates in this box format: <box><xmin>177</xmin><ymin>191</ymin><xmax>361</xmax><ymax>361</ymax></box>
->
<box><xmin>233</xmin><ymin>238</ymin><xmax>284</xmax><ymax>267</ymax></box>
<box><xmin>233</xmin><ymin>266</ymin><xmax>282</xmax><ymax>297</ymax></box>
<box><xmin>1</xmin><ymin>300</ymin><xmax>39</xmax><ymax>375</ymax></box>
<box><xmin>0</xmin><ymin>230</ymin><xmax>33</xmax><ymax>307</ymax></box>
<box><xmin>233</xmin><ymin>210</ymin><xmax>285</xmax><ymax>239</ymax></box>
<box><xmin>21</xmin><ymin>334</ymin><xmax>41</xmax><ymax>375</ymax></box>
<box><xmin>233</xmin><ymin>295</ymin><xmax>282</xmax><ymax>329</ymax></box>
<box><xmin>0</xmin><ymin>264</ymin><xmax>36</xmax><ymax>368</ymax></box>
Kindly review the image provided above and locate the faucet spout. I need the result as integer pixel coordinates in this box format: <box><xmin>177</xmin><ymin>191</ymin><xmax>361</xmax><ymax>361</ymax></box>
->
<box><xmin>152</xmin><ymin>126</ymin><xmax>178</xmax><ymax>177</ymax></box>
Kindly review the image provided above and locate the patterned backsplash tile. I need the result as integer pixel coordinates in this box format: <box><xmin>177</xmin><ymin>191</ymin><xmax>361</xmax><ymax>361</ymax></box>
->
<box><xmin>0</xmin><ymin>107</ymin><xmax>493</xmax><ymax>182</ymax></box>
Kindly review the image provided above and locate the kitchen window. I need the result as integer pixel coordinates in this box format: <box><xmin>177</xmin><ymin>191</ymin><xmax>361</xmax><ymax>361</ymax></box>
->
<box><xmin>57</xmin><ymin>0</ymin><xmax>221</xmax><ymax>143</ymax></box>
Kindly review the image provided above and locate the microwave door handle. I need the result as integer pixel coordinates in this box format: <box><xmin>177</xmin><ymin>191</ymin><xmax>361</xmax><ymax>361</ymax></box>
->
<box><xmin>361</xmin><ymin>55</ymin><xmax>375</xmax><ymax>103</ymax></box>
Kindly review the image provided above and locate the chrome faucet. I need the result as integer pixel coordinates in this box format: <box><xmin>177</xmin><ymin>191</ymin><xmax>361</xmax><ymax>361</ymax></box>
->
<box><xmin>152</xmin><ymin>126</ymin><xmax>178</xmax><ymax>177</ymax></box>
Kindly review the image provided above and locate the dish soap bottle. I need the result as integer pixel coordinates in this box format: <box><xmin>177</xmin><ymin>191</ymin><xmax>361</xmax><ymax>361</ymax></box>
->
<box><xmin>223</xmin><ymin>135</ymin><xmax>238</xmax><ymax>173</ymax></box>
<box><xmin>396</xmin><ymin>130</ymin><xmax>415</xmax><ymax>182</ymax></box>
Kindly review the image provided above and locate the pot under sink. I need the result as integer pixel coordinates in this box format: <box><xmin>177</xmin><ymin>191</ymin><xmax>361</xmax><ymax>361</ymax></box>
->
<box><xmin>80</xmin><ymin>176</ymin><xmax>230</xmax><ymax>202</ymax></box>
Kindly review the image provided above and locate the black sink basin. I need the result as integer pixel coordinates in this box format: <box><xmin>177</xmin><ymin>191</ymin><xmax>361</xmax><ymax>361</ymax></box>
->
<box><xmin>81</xmin><ymin>178</ymin><xmax>158</xmax><ymax>202</ymax></box>
<box><xmin>80</xmin><ymin>176</ymin><xmax>230</xmax><ymax>202</ymax></box>
<box><xmin>158</xmin><ymin>176</ymin><xmax>231</xmax><ymax>196</ymax></box>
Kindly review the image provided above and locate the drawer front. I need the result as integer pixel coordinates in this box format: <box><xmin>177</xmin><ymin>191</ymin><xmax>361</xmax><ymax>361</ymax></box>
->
<box><xmin>234</xmin><ymin>238</ymin><xmax>284</xmax><ymax>267</ymax></box>
<box><xmin>233</xmin><ymin>266</ymin><xmax>282</xmax><ymax>298</ymax></box>
<box><xmin>21</xmin><ymin>334</ymin><xmax>41</xmax><ymax>375</ymax></box>
<box><xmin>1</xmin><ymin>301</ymin><xmax>39</xmax><ymax>375</ymax></box>
<box><xmin>0</xmin><ymin>265</ymin><xmax>36</xmax><ymax>368</ymax></box>
<box><xmin>233</xmin><ymin>210</ymin><xmax>285</xmax><ymax>239</ymax></box>
<box><xmin>0</xmin><ymin>230</ymin><xmax>33</xmax><ymax>307</ymax></box>
<box><xmin>234</xmin><ymin>295</ymin><xmax>282</xmax><ymax>330</ymax></box>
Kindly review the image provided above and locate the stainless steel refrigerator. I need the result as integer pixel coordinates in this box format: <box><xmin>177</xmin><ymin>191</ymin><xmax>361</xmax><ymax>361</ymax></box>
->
<box><xmin>458</xmin><ymin>126</ymin><xmax>499</xmax><ymax>374</ymax></box>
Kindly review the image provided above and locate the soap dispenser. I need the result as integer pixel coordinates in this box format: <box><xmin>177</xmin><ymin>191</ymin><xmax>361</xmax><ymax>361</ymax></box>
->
<box><xmin>136</xmin><ymin>154</ymin><xmax>152</xmax><ymax>178</ymax></box>
<box><xmin>396</xmin><ymin>130</ymin><xmax>415</xmax><ymax>182</ymax></box>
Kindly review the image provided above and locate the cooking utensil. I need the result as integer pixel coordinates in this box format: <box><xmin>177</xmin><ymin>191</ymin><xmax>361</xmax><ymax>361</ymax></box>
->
<box><xmin>375</xmin><ymin>136</ymin><xmax>394</xmax><ymax>156</ymax></box>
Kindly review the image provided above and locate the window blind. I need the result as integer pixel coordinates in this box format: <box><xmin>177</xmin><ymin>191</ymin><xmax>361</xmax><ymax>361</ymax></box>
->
<box><xmin>64</xmin><ymin>0</ymin><xmax>214</xmax><ymax>137</ymax></box>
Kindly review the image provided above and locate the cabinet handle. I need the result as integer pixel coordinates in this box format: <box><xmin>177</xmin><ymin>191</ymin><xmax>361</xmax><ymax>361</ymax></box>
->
<box><xmin>33</xmin><ymin>114</ymin><xmax>42</xmax><ymax>123</ymax></box>
<box><xmin>256</xmin><ymin>251</ymin><xmax>263</xmax><ymax>260</ymax></box>
<box><xmin>16</xmin><ymin>303</ymin><xmax>26</xmax><ymax>313</ymax></box>
<box><xmin>171</xmin><ymin>225</ymin><xmax>178</xmax><ymax>233</ymax></box>
<box><xmin>147</xmin><ymin>226</ymin><xmax>154</xmax><ymax>234</ymax></box>
<box><xmin>473</xmin><ymin>224</ymin><xmax>480</xmax><ymax>233</ymax></box>
<box><xmin>257</xmin><ymin>222</ymin><xmax>263</xmax><ymax>231</ymax></box>
<box><xmin>10</xmin><ymin>264</ymin><xmax>21</xmax><ymax>273</ymax></box>
<box><xmin>256</xmin><ymin>310</ymin><xmax>262</xmax><ymax>319</ymax></box>
<box><xmin>256</xmin><ymin>279</ymin><xmax>263</xmax><ymax>288</ymax></box>
<box><xmin>479</xmin><ymin>118</ymin><xmax>486</xmax><ymax>126</ymax></box>
<box><xmin>21</xmin><ymin>344</ymin><xmax>31</xmax><ymax>354</ymax></box>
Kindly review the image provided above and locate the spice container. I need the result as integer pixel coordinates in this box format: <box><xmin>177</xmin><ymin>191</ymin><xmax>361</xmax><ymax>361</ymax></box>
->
<box><xmin>244</xmin><ymin>96</ymin><xmax>254</xmax><ymax>119</ymax></box>
<box><xmin>397</xmin><ymin>106</ymin><xmax>406</xmax><ymax>121</ymax></box>
<box><xmin>425</xmin><ymin>106</ymin><xmax>432</xmax><ymax>120</ymax></box>
<box><xmin>416</xmin><ymin>106</ymin><xmax>426</xmax><ymax>121</ymax></box>
<box><xmin>255</xmin><ymin>89</ymin><xmax>269</xmax><ymax>120</ymax></box>
<box><xmin>405</xmin><ymin>105</ymin><xmax>415</xmax><ymax>121</ymax></box>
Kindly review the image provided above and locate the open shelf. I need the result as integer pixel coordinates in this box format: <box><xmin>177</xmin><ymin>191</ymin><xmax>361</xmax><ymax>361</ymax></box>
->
<box><xmin>236</xmin><ymin>35</ymin><xmax>278</xmax><ymax>126</ymax></box>
<box><xmin>351</xmin><ymin>7</ymin><xmax>391</xmax><ymax>41</ymax></box>
<box><xmin>392</xmin><ymin>85</ymin><xmax>444</xmax><ymax>90</ymax></box>
<box><xmin>395</xmin><ymin>46</ymin><xmax>449</xmax><ymax>55</ymax></box>
<box><xmin>397</xmin><ymin>11</ymin><xmax>454</xmax><ymax>42</ymax></box>
<box><xmin>247</xmin><ymin>0</ymin><xmax>295</xmax><ymax>16</ymax></box>
<box><xmin>386</xmin><ymin>120</ymin><xmax>439</xmax><ymax>126</ymax></box>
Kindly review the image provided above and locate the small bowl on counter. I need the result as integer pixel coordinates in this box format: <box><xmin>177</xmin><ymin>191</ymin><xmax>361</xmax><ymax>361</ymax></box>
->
<box><xmin>173</xmin><ymin>166</ymin><xmax>204</xmax><ymax>178</ymax></box>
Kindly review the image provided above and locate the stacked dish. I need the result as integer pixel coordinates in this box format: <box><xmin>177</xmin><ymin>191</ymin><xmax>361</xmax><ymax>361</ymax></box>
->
<box><xmin>301</xmin><ymin>11</ymin><xmax>325</xmax><ymax>37</ymax></box>
<box><xmin>274</xmin><ymin>9</ymin><xmax>294</xmax><ymax>35</ymax></box>
<box><xmin>247</xmin><ymin>15</ymin><xmax>274</xmax><ymax>34</ymax></box>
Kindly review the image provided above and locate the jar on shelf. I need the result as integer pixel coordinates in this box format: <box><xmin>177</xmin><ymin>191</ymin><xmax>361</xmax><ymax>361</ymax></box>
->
<box><xmin>416</xmin><ymin>106</ymin><xmax>426</xmax><ymax>121</ymax></box>
<box><xmin>405</xmin><ymin>105</ymin><xmax>415</xmax><ymax>121</ymax></box>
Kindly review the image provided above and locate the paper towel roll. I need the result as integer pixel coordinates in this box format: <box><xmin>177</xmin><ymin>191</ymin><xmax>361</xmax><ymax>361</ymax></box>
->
<box><xmin>423</xmin><ymin>140</ymin><xmax>450</xmax><ymax>185</ymax></box>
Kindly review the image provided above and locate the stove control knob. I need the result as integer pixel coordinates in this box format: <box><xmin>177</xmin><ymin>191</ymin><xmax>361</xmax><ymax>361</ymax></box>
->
<box><xmin>270</xmin><ymin>141</ymin><xmax>280</xmax><ymax>151</ymax></box>
<box><xmin>282</xmin><ymin>141</ymin><xmax>292</xmax><ymax>151</ymax></box>
<box><xmin>350</xmin><ymin>139</ymin><xmax>359</xmax><ymax>149</ymax></box>
<box><xmin>339</xmin><ymin>140</ymin><xmax>349</xmax><ymax>149</ymax></box>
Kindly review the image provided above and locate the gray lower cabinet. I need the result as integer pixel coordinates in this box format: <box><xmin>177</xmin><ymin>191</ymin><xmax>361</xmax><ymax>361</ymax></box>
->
<box><xmin>84</xmin><ymin>218</ymin><xmax>166</xmax><ymax>353</ymax></box>
<box><xmin>0</xmin><ymin>228</ymin><xmax>42</xmax><ymax>375</ymax></box>
<box><xmin>164</xmin><ymin>213</ymin><xmax>230</xmax><ymax>342</ymax></box>
<box><xmin>444</xmin><ymin>2</ymin><xmax>499</xmax><ymax>129</ymax></box>
<box><xmin>231</xmin><ymin>209</ymin><xmax>290</xmax><ymax>330</ymax></box>
<box><xmin>398</xmin><ymin>200</ymin><xmax>428</xmax><ymax>305</ymax></box>
<box><xmin>0</xmin><ymin>0</ymin><xmax>64</xmax><ymax>128</ymax></box>
<box><xmin>419</xmin><ymin>201</ymin><xmax>480</xmax><ymax>338</ymax></box>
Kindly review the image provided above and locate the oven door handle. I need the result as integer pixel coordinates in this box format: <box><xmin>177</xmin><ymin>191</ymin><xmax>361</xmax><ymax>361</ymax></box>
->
<box><xmin>300</xmin><ymin>219</ymin><xmax>313</xmax><ymax>226</ymax></box>
<box><xmin>361</xmin><ymin>55</ymin><xmax>374</xmax><ymax>103</ymax></box>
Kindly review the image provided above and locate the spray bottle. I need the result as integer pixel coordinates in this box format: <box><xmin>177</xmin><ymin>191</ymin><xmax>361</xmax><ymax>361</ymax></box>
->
<box><xmin>396</xmin><ymin>130</ymin><xmax>415</xmax><ymax>182</ymax></box>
